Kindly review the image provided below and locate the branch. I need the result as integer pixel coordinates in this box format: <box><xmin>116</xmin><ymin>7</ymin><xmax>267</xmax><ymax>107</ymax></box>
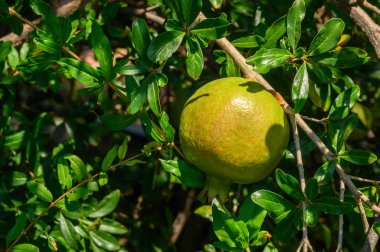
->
<box><xmin>169</xmin><ymin>189</ymin><xmax>196</xmax><ymax>245</ymax></box>
<box><xmin>361</xmin><ymin>217</ymin><xmax>380</xmax><ymax>252</ymax></box>
<box><xmin>357</xmin><ymin>198</ymin><xmax>370</xmax><ymax>233</ymax></box>
<box><xmin>361</xmin><ymin>0</ymin><xmax>380</xmax><ymax>15</ymax></box>
<box><xmin>350</xmin><ymin>175</ymin><xmax>380</xmax><ymax>185</ymax></box>
<box><xmin>336</xmin><ymin>179</ymin><xmax>345</xmax><ymax>252</ymax></box>
<box><xmin>0</xmin><ymin>0</ymin><xmax>82</xmax><ymax>45</ymax></box>
<box><xmin>290</xmin><ymin>115</ymin><xmax>311</xmax><ymax>252</ymax></box>
<box><xmin>335</xmin><ymin>0</ymin><xmax>380</xmax><ymax>59</ymax></box>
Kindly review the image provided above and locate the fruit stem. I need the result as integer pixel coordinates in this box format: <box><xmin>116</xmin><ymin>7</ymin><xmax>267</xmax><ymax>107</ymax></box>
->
<box><xmin>206</xmin><ymin>175</ymin><xmax>232</xmax><ymax>203</ymax></box>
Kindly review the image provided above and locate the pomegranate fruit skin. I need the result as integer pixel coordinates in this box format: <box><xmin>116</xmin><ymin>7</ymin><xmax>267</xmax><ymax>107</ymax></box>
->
<box><xmin>179</xmin><ymin>77</ymin><xmax>289</xmax><ymax>188</ymax></box>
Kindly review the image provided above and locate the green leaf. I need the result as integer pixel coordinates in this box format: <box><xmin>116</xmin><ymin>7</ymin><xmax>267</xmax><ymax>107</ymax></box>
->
<box><xmin>101</xmin><ymin>145</ymin><xmax>118</xmax><ymax>171</ymax></box>
<box><xmin>292</xmin><ymin>62</ymin><xmax>309</xmax><ymax>113</ymax></box>
<box><xmin>118</xmin><ymin>61</ymin><xmax>150</xmax><ymax>76</ymax></box>
<box><xmin>211</xmin><ymin>199</ymin><xmax>239</xmax><ymax>248</ymax></box>
<box><xmin>89</xmin><ymin>189</ymin><xmax>120</xmax><ymax>218</ymax></box>
<box><xmin>99</xmin><ymin>218</ymin><xmax>128</xmax><ymax>235</ymax></box>
<box><xmin>6</xmin><ymin>213</ymin><xmax>27</xmax><ymax>246</ymax></box>
<box><xmin>60</xmin><ymin>213</ymin><xmax>79</xmax><ymax>249</ymax></box>
<box><xmin>140</xmin><ymin>112</ymin><xmax>166</xmax><ymax>142</ymax></box>
<box><xmin>147</xmin><ymin>75</ymin><xmax>162</xmax><ymax>117</ymax></box>
<box><xmin>64</xmin><ymin>154</ymin><xmax>88</xmax><ymax>180</ymax></box>
<box><xmin>209</xmin><ymin>0</ymin><xmax>223</xmax><ymax>9</ymax></box>
<box><xmin>190</xmin><ymin>17</ymin><xmax>230</xmax><ymax>40</ymax></box>
<box><xmin>308</xmin><ymin>19</ymin><xmax>345</xmax><ymax>56</ymax></box>
<box><xmin>329</xmin><ymin>113</ymin><xmax>358</xmax><ymax>152</ymax></box>
<box><xmin>98</xmin><ymin>172</ymin><xmax>108</xmax><ymax>186</ymax></box>
<box><xmin>131</xmin><ymin>18</ymin><xmax>151</xmax><ymax>58</ymax></box>
<box><xmin>232</xmin><ymin>35</ymin><xmax>265</xmax><ymax>48</ymax></box>
<box><xmin>224</xmin><ymin>55</ymin><xmax>240</xmax><ymax>77</ymax></box>
<box><xmin>373</xmin><ymin>222</ymin><xmax>380</xmax><ymax>236</ymax></box>
<box><xmin>12</xmin><ymin>244</ymin><xmax>39</xmax><ymax>252</ymax></box>
<box><xmin>57</xmin><ymin>58</ymin><xmax>100</xmax><ymax>87</ymax></box>
<box><xmin>237</xmin><ymin>197</ymin><xmax>267</xmax><ymax>240</ymax></box>
<box><xmin>314</xmin><ymin>160</ymin><xmax>336</xmax><ymax>184</ymax></box>
<box><xmin>313</xmin><ymin>47</ymin><xmax>369</xmax><ymax>68</ymax></box>
<box><xmin>329</xmin><ymin>85</ymin><xmax>360</xmax><ymax>116</ymax></box>
<box><xmin>4</xmin><ymin>131</ymin><xmax>26</xmax><ymax>150</ymax></box>
<box><xmin>339</xmin><ymin>150</ymin><xmax>377</xmax><ymax>165</ymax></box>
<box><xmin>147</xmin><ymin>31</ymin><xmax>185</xmax><ymax>63</ymax></box>
<box><xmin>160</xmin><ymin>159</ymin><xmax>205</xmax><ymax>188</ymax></box>
<box><xmin>33</xmin><ymin>36</ymin><xmax>61</xmax><ymax>54</ymax></box>
<box><xmin>166</xmin><ymin>0</ymin><xmax>184</xmax><ymax>23</ymax></box>
<box><xmin>307</xmin><ymin>62</ymin><xmax>332</xmax><ymax>84</ymax></box>
<box><xmin>305</xmin><ymin>178</ymin><xmax>319</xmax><ymax>201</ymax></box>
<box><xmin>287</xmin><ymin>0</ymin><xmax>305</xmax><ymax>52</ymax></box>
<box><xmin>165</xmin><ymin>19</ymin><xmax>184</xmax><ymax>31</ymax></box>
<box><xmin>57</xmin><ymin>157</ymin><xmax>72</xmax><ymax>189</ymax></box>
<box><xmin>246</xmin><ymin>48</ymin><xmax>290</xmax><ymax>74</ymax></box>
<box><xmin>27</xmin><ymin>181</ymin><xmax>53</xmax><ymax>203</ymax></box>
<box><xmin>29</xmin><ymin>0</ymin><xmax>50</xmax><ymax>17</ymax></box>
<box><xmin>273</xmin><ymin>212</ymin><xmax>297</xmax><ymax>242</ymax></box>
<box><xmin>312</xmin><ymin>197</ymin><xmax>352</xmax><ymax>215</ymax></box>
<box><xmin>117</xmin><ymin>137</ymin><xmax>129</xmax><ymax>160</ymax></box>
<box><xmin>89</xmin><ymin>21</ymin><xmax>114</xmax><ymax>78</ymax></box>
<box><xmin>304</xmin><ymin>206</ymin><xmax>318</xmax><ymax>227</ymax></box>
<box><xmin>186</xmin><ymin>36</ymin><xmax>204</xmax><ymax>78</ymax></box>
<box><xmin>180</xmin><ymin>0</ymin><xmax>202</xmax><ymax>25</ymax></box>
<box><xmin>251</xmin><ymin>190</ymin><xmax>295</xmax><ymax>215</ymax></box>
<box><xmin>0</xmin><ymin>41</ymin><xmax>12</xmax><ymax>61</ymax></box>
<box><xmin>263</xmin><ymin>16</ymin><xmax>286</xmax><ymax>48</ymax></box>
<box><xmin>3</xmin><ymin>171</ymin><xmax>27</xmax><ymax>187</ymax></box>
<box><xmin>90</xmin><ymin>230</ymin><xmax>120</xmax><ymax>251</ymax></box>
<box><xmin>7</xmin><ymin>46</ymin><xmax>19</xmax><ymax>67</ymax></box>
<box><xmin>275</xmin><ymin>169</ymin><xmax>304</xmax><ymax>201</ymax></box>
<box><xmin>99</xmin><ymin>113</ymin><xmax>137</xmax><ymax>131</ymax></box>
<box><xmin>159</xmin><ymin>112</ymin><xmax>175</xmax><ymax>142</ymax></box>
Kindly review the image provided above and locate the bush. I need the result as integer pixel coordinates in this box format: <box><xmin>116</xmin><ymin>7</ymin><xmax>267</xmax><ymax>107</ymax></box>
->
<box><xmin>0</xmin><ymin>0</ymin><xmax>379</xmax><ymax>251</ymax></box>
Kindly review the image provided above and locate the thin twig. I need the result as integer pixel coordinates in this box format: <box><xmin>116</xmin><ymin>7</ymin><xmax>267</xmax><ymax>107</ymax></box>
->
<box><xmin>62</xmin><ymin>46</ymin><xmax>81</xmax><ymax>60</ymax></box>
<box><xmin>357</xmin><ymin>198</ymin><xmax>370</xmax><ymax>233</ymax></box>
<box><xmin>8</xmin><ymin>7</ymin><xmax>38</xmax><ymax>30</ymax></box>
<box><xmin>361</xmin><ymin>214</ymin><xmax>380</xmax><ymax>251</ymax></box>
<box><xmin>169</xmin><ymin>189</ymin><xmax>196</xmax><ymax>245</ymax></box>
<box><xmin>6</xmin><ymin>153</ymin><xmax>145</xmax><ymax>251</ymax></box>
<box><xmin>350</xmin><ymin>175</ymin><xmax>380</xmax><ymax>185</ymax></box>
<box><xmin>361</xmin><ymin>0</ymin><xmax>380</xmax><ymax>15</ymax></box>
<box><xmin>300</xmin><ymin>115</ymin><xmax>328</xmax><ymax>127</ymax></box>
<box><xmin>336</xmin><ymin>179</ymin><xmax>345</xmax><ymax>252</ymax></box>
<box><xmin>335</xmin><ymin>0</ymin><xmax>380</xmax><ymax>59</ymax></box>
<box><xmin>290</xmin><ymin>115</ymin><xmax>311</xmax><ymax>252</ymax></box>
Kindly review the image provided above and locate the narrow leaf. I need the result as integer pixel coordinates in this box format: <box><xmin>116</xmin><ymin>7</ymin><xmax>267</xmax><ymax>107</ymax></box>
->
<box><xmin>287</xmin><ymin>0</ymin><xmax>306</xmax><ymax>52</ymax></box>
<box><xmin>292</xmin><ymin>62</ymin><xmax>309</xmax><ymax>113</ymax></box>
<box><xmin>190</xmin><ymin>17</ymin><xmax>230</xmax><ymax>40</ymax></box>
<box><xmin>339</xmin><ymin>150</ymin><xmax>377</xmax><ymax>165</ymax></box>
<box><xmin>89</xmin><ymin>189</ymin><xmax>120</xmax><ymax>218</ymax></box>
<box><xmin>101</xmin><ymin>145</ymin><xmax>118</xmax><ymax>171</ymax></box>
<box><xmin>57</xmin><ymin>58</ymin><xmax>100</xmax><ymax>87</ymax></box>
<box><xmin>147</xmin><ymin>31</ymin><xmax>185</xmax><ymax>63</ymax></box>
<box><xmin>27</xmin><ymin>181</ymin><xmax>53</xmax><ymax>203</ymax></box>
<box><xmin>308</xmin><ymin>18</ymin><xmax>345</xmax><ymax>56</ymax></box>
<box><xmin>186</xmin><ymin>36</ymin><xmax>204</xmax><ymax>78</ymax></box>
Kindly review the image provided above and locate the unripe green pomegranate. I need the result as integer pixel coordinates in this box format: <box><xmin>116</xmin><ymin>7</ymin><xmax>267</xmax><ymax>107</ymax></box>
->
<box><xmin>179</xmin><ymin>77</ymin><xmax>289</xmax><ymax>201</ymax></box>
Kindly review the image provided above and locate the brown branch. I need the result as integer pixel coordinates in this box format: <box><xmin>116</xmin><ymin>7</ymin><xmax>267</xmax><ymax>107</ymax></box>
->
<box><xmin>0</xmin><ymin>0</ymin><xmax>82</xmax><ymax>45</ymax></box>
<box><xmin>336</xmin><ymin>179</ymin><xmax>345</xmax><ymax>252</ymax></box>
<box><xmin>169</xmin><ymin>189</ymin><xmax>196</xmax><ymax>246</ymax></box>
<box><xmin>350</xmin><ymin>175</ymin><xmax>380</xmax><ymax>185</ymax></box>
<box><xmin>335</xmin><ymin>0</ymin><xmax>380</xmax><ymax>59</ymax></box>
<box><xmin>290</xmin><ymin>115</ymin><xmax>311</xmax><ymax>252</ymax></box>
<box><xmin>357</xmin><ymin>198</ymin><xmax>370</xmax><ymax>233</ymax></box>
<box><xmin>361</xmin><ymin>0</ymin><xmax>380</xmax><ymax>15</ymax></box>
<box><xmin>361</xmin><ymin>217</ymin><xmax>380</xmax><ymax>252</ymax></box>
<box><xmin>6</xmin><ymin>153</ymin><xmax>145</xmax><ymax>252</ymax></box>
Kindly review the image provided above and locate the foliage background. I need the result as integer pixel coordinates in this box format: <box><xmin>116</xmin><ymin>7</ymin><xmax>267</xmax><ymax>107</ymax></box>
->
<box><xmin>0</xmin><ymin>0</ymin><xmax>380</xmax><ymax>251</ymax></box>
